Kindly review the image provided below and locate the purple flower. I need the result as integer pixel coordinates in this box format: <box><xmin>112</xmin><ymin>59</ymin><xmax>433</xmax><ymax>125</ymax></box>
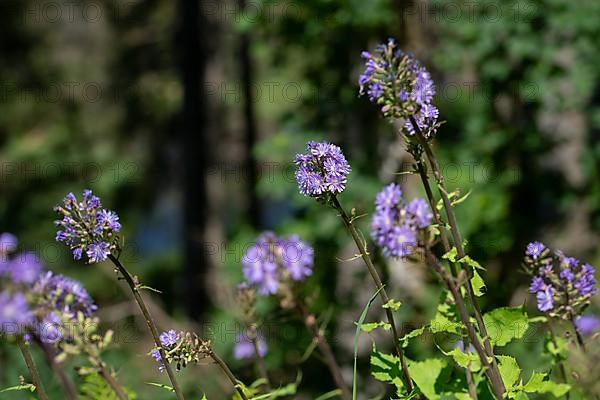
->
<box><xmin>575</xmin><ymin>263</ymin><xmax>597</xmax><ymax>296</ymax></box>
<box><xmin>294</xmin><ymin>141</ymin><xmax>351</xmax><ymax>197</ymax></box>
<box><xmin>234</xmin><ymin>332</ymin><xmax>268</xmax><ymax>360</ymax></box>
<box><xmin>371</xmin><ymin>183</ymin><xmax>430</xmax><ymax>259</ymax></box>
<box><xmin>536</xmin><ymin>286</ymin><xmax>555</xmax><ymax>312</ymax></box>
<box><xmin>575</xmin><ymin>315</ymin><xmax>600</xmax><ymax>336</ymax></box>
<box><xmin>54</xmin><ymin>190</ymin><xmax>121</xmax><ymax>264</ymax></box>
<box><xmin>367</xmin><ymin>83</ymin><xmax>384</xmax><ymax>101</ymax></box>
<box><xmin>33</xmin><ymin>271</ymin><xmax>97</xmax><ymax>318</ymax></box>
<box><xmin>375</xmin><ymin>183</ymin><xmax>402</xmax><ymax>211</ymax></box>
<box><xmin>525</xmin><ymin>244</ymin><xmax>597</xmax><ymax>318</ymax></box>
<box><xmin>407</xmin><ymin>198</ymin><xmax>433</xmax><ymax>229</ymax></box>
<box><xmin>280</xmin><ymin>235</ymin><xmax>314</xmax><ymax>281</ymax></box>
<box><xmin>0</xmin><ymin>292</ymin><xmax>32</xmax><ymax>335</ymax></box>
<box><xmin>38</xmin><ymin>312</ymin><xmax>63</xmax><ymax>344</ymax></box>
<box><xmin>242</xmin><ymin>232</ymin><xmax>314</xmax><ymax>296</ymax></box>
<box><xmin>9</xmin><ymin>252</ymin><xmax>43</xmax><ymax>284</ymax></box>
<box><xmin>86</xmin><ymin>242</ymin><xmax>110</xmax><ymax>263</ymax></box>
<box><xmin>525</xmin><ymin>242</ymin><xmax>546</xmax><ymax>260</ymax></box>
<box><xmin>529</xmin><ymin>276</ymin><xmax>545</xmax><ymax>293</ymax></box>
<box><xmin>159</xmin><ymin>330</ymin><xmax>179</xmax><ymax>347</ymax></box>
<box><xmin>97</xmin><ymin>210</ymin><xmax>122</xmax><ymax>232</ymax></box>
<box><xmin>358</xmin><ymin>40</ymin><xmax>440</xmax><ymax>139</ymax></box>
<box><xmin>151</xmin><ymin>349</ymin><xmax>166</xmax><ymax>372</ymax></box>
<box><xmin>456</xmin><ymin>340</ymin><xmax>475</xmax><ymax>354</ymax></box>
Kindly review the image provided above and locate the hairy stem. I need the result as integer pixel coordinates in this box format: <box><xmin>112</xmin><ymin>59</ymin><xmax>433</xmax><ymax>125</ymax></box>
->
<box><xmin>330</xmin><ymin>195</ymin><xmax>415</xmax><ymax>394</ymax></box>
<box><xmin>424</xmin><ymin>249</ymin><xmax>505</xmax><ymax>399</ymax></box>
<box><xmin>299</xmin><ymin>304</ymin><xmax>351</xmax><ymax>400</ymax></box>
<box><xmin>107</xmin><ymin>255</ymin><xmax>185</xmax><ymax>400</ymax></box>
<box><xmin>40</xmin><ymin>343</ymin><xmax>77</xmax><ymax>400</ymax></box>
<box><xmin>410</xmin><ymin>117</ymin><xmax>504</xmax><ymax>389</ymax></box>
<box><xmin>208</xmin><ymin>350</ymin><xmax>249</xmax><ymax>400</ymax></box>
<box><xmin>17</xmin><ymin>338</ymin><xmax>49</xmax><ymax>400</ymax></box>
<box><xmin>416</xmin><ymin>159</ymin><xmax>477</xmax><ymax>398</ymax></box>
<box><xmin>98</xmin><ymin>362</ymin><xmax>129</xmax><ymax>400</ymax></box>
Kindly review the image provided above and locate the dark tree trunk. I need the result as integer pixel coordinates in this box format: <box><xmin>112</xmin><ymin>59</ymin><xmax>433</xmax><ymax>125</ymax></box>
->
<box><xmin>177</xmin><ymin>0</ymin><xmax>211</xmax><ymax>319</ymax></box>
<box><xmin>238</xmin><ymin>0</ymin><xmax>260</xmax><ymax>228</ymax></box>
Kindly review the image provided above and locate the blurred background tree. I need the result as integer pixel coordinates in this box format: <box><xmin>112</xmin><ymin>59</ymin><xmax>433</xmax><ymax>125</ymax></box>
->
<box><xmin>0</xmin><ymin>0</ymin><xmax>599</xmax><ymax>398</ymax></box>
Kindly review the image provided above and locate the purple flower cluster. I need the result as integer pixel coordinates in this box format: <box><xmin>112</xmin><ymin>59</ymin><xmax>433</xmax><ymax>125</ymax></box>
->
<box><xmin>294</xmin><ymin>141</ymin><xmax>351</xmax><ymax>197</ymax></box>
<box><xmin>371</xmin><ymin>183</ymin><xmax>433</xmax><ymax>258</ymax></box>
<box><xmin>242</xmin><ymin>232</ymin><xmax>314</xmax><ymax>296</ymax></box>
<box><xmin>233</xmin><ymin>331</ymin><xmax>268</xmax><ymax>360</ymax></box>
<box><xmin>151</xmin><ymin>330</ymin><xmax>180</xmax><ymax>372</ymax></box>
<box><xmin>525</xmin><ymin>242</ymin><xmax>597</xmax><ymax>318</ymax></box>
<box><xmin>54</xmin><ymin>190</ymin><xmax>121</xmax><ymax>264</ymax></box>
<box><xmin>359</xmin><ymin>38</ymin><xmax>440</xmax><ymax>138</ymax></box>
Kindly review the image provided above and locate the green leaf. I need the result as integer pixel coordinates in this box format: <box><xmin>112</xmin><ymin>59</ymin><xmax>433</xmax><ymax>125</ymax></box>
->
<box><xmin>483</xmin><ymin>307</ymin><xmax>529</xmax><ymax>347</ymax></box>
<box><xmin>523</xmin><ymin>372</ymin><xmax>570</xmax><ymax>397</ymax></box>
<box><xmin>359</xmin><ymin>321</ymin><xmax>391</xmax><ymax>333</ymax></box>
<box><xmin>442</xmin><ymin>247</ymin><xmax>458</xmax><ymax>262</ymax></box>
<box><xmin>430</xmin><ymin>312</ymin><xmax>463</xmax><ymax>335</ymax></box>
<box><xmin>400</xmin><ymin>327</ymin><xmax>425</xmax><ymax>349</ymax></box>
<box><xmin>470</xmin><ymin>270</ymin><xmax>486</xmax><ymax>296</ymax></box>
<box><xmin>441</xmin><ymin>348</ymin><xmax>481</xmax><ymax>372</ymax></box>
<box><xmin>408</xmin><ymin>358</ymin><xmax>447</xmax><ymax>400</ymax></box>
<box><xmin>457</xmin><ymin>255</ymin><xmax>484</xmax><ymax>270</ymax></box>
<box><xmin>497</xmin><ymin>355</ymin><xmax>521</xmax><ymax>390</ymax></box>
<box><xmin>370</xmin><ymin>346</ymin><xmax>404</xmax><ymax>396</ymax></box>
<box><xmin>383</xmin><ymin>299</ymin><xmax>402</xmax><ymax>311</ymax></box>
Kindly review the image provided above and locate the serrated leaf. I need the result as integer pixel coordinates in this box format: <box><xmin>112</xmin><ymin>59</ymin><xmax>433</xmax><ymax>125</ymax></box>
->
<box><xmin>408</xmin><ymin>358</ymin><xmax>447</xmax><ymax>400</ymax></box>
<box><xmin>441</xmin><ymin>348</ymin><xmax>481</xmax><ymax>372</ymax></box>
<box><xmin>81</xmin><ymin>373</ymin><xmax>137</xmax><ymax>399</ymax></box>
<box><xmin>360</xmin><ymin>321</ymin><xmax>391</xmax><ymax>333</ymax></box>
<box><xmin>483</xmin><ymin>307</ymin><xmax>529</xmax><ymax>346</ymax></box>
<box><xmin>523</xmin><ymin>372</ymin><xmax>569</xmax><ymax>397</ymax></box>
<box><xmin>470</xmin><ymin>270</ymin><xmax>486</xmax><ymax>297</ymax></box>
<box><xmin>370</xmin><ymin>347</ymin><xmax>404</xmax><ymax>396</ymax></box>
<box><xmin>497</xmin><ymin>355</ymin><xmax>521</xmax><ymax>389</ymax></box>
<box><xmin>442</xmin><ymin>247</ymin><xmax>458</xmax><ymax>262</ymax></box>
<box><xmin>430</xmin><ymin>312</ymin><xmax>463</xmax><ymax>335</ymax></box>
<box><xmin>400</xmin><ymin>327</ymin><xmax>425</xmax><ymax>348</ymax></box>
<box><xmin>457</xmin><ymin>255</ymin><xmax>484</xmax><ymax>270</ymax></box>
<box><xmin>383</xmin><ymin>299</ymin><xmax>402</xmax><ymax>311</ymax></box>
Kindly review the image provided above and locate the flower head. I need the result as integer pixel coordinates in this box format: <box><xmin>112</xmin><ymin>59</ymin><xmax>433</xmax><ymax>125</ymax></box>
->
<box><xmin>8</xmin><ymin>252</ymin><xmax>43</xmax><ymax>284</ymax></box>
<box><xmin>294</xmin><ymin>141</ymin><xmax>351</xmax><ymax>197</ymax></box>
<box><xmin>54</xmin><ymin>190</ymin><xmax>121</xmax><ymax>264</ymax></box>
<box><xmin>371</xmin><ymin>183</ymin><xmax>432</xmax><ymax>259</ymax></box>
<box><xmin>242</xmin><ymin>232</ymin><xmax>314</xmax><ymax>296</ymax></box>
<box><xmin>359</xmin><ymin>39</ymin><xmax>440</xmax><ymax>138</ymax></box>
<box><xmin>524</xmin><ymin>244</ymin><xmax>597</xmax><ymax>318</ymax></box>
<box><xmin>0</xmin><ymin>233</ymin><xmax>18</xmax><ymax>257</ymax></box>
<box><xmin>160</xmin><ymin>330</ymin><xmax>179</xmax><ymax>347</ymax></box>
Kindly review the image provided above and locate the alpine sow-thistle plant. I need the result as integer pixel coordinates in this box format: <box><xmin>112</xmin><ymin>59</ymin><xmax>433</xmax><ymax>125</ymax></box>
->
<box><xmin>1</xmin><ymin>37</ymin><xmax>599</xmax><ymax>400</ymax></box>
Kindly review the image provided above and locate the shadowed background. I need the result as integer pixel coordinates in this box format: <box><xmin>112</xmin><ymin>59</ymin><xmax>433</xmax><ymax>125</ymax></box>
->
<box><xmin>1</xmin><ymin>0</ymin><xmax>599</xmax><ymax>398</ymax></box>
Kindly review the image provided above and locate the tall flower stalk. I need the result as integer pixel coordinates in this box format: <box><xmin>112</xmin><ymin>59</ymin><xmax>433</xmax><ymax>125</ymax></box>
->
<box><xmin>359</xmin><ymin>39</ymin><xmax>507</xmax><ymax>398</ymax></box>
<box><xmin>54</xmin><ymin>190</ymin><xmax>185</xmax><ymax>400</ymax></box>
<box><xmin>239</xmin><ymin>232</ymin><xmax>351</xmax><ymax>398</ymax></box>
<box><xmin>17</xmin><ymin>338</ymin><xmax>49</xmax><ymax>400</ymax></box>
<box><xmin>293</xmin><ymin>142</ymin><xmax>415</xmax><ymax>393</ymax></box>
